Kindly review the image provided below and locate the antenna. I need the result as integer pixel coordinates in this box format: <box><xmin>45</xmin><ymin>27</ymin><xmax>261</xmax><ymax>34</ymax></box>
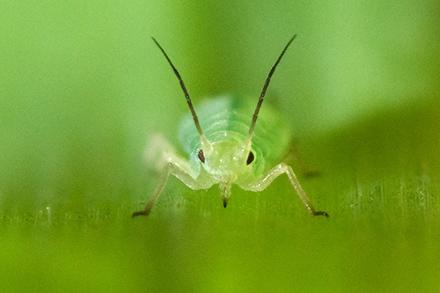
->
<box><xmin>247</xmin><ymin>35</ymin><xmax>297</xmax><ymax>140</ymax></box>
<box><xmin>152</xmin><ymin>37</ymin><xmax>207</xmax><ymax>142</ymax></box>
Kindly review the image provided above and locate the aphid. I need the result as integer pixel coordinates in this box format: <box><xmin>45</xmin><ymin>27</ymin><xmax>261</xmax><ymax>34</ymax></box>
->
<box><xmin>132</xmin><ymin>35</ymin><xmax>328</xmax><ymax>217</ymax></box>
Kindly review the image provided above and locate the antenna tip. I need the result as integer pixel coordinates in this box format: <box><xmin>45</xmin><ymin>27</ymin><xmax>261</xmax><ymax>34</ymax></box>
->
<box><xmin>288</xmin><ymin>34</ymin><xmax>298</xmax><ymax>44</ymax></box>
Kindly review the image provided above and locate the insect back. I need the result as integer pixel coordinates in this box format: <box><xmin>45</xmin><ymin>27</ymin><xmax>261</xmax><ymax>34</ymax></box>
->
<box><xmin>178</xmin><ymin>95</ymin><xmax>291</xmax><ymax>180</ymax></box>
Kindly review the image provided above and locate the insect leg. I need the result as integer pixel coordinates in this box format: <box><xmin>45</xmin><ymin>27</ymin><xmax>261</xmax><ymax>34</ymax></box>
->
<box><xmin>244</xmin><ymin>163</ymin><xmax>328</xmax><ymax>217</ymax></box>
<box><xmin>132</xmin><ymin>165</ymin><xmax>172</xmax><ymax>217</ymax></box>
<box><xmin>144</xmin><ymin>133</ymin><xmax>177</xmax><ymax>172</ymax></box>
<box><xmin>133</xmin><ymin>153</ymin><xmax>212</xmax><ymax>217</ymax></box>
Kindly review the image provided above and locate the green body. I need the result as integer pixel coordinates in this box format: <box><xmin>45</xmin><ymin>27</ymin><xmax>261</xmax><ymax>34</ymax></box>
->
<box><xmin>132</xmin><ymin>37</ymin><xmax>329</xmax><ymax>216</ymax></box>
<box><xmin>178</xmin><ymin>95</ymin><xmax>291</xmax><ymax>181</ymax></box>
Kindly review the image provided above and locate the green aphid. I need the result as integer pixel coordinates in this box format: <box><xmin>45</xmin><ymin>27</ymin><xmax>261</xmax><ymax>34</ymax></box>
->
<box><xmin>133</xmin><ymin>36</ymin><xmax>328</xmax><ymax>218</ymax></box>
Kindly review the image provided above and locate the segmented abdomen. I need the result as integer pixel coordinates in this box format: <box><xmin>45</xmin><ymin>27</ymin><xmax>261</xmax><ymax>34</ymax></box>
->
<box><xmin>178</xmin><ymin>95</ymin><xmax>291</xmax><ymax>174</ymax></box>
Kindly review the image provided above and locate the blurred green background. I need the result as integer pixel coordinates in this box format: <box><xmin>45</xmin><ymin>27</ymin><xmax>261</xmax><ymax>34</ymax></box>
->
<box><xmin>1</xmin><ymin>0</ymin><xmax>440</xmax><ymax>292</ymax></box>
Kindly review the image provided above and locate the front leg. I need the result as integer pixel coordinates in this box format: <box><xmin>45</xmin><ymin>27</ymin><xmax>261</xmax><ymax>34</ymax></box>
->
<box><xmin>133</xmin><ymin>135</ymin><xmax>213</xmax><ymax>217</ymax></box>
<box><xmin>132</xmin><ymin>158</ymin><xmax>213</xmax><ymax>217</ymax></box>
<box><xmin>242</xmin><ymin>163</ymin><xmax>328</xmax><ymax>217</ymax></box>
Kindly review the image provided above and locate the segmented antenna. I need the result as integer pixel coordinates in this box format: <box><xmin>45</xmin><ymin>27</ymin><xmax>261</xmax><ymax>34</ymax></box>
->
<box><xmin>152</xmin><ymin>37</ymin><xmax>206</xmax><ymax>140</ymax></box>
<box><xmin>247</xmin><ymin>35</ymin><xmax>297</xmax><ymax>139</ymax></box>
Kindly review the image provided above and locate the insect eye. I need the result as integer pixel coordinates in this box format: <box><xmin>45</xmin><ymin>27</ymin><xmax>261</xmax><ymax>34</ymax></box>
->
<box><xmin>246</xmin><ymin>151</ymin><xmax>255</xmax><ymax>165</ymax></box>
<box><xmin>198</xmin><ymin>149</ymin><xmax>205</xmax><ymax>163</ymax></box>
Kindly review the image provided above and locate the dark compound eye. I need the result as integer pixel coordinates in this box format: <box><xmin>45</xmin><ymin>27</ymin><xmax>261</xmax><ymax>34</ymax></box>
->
<box><xmin>246</xmin><ymin>151</ymin><xmax>255</xmax><ymax>165</ymax></box>
<box><xmin>198</xmin><ymin>149</ymin><xmax>205</xmax><ymax>163</ymax></box>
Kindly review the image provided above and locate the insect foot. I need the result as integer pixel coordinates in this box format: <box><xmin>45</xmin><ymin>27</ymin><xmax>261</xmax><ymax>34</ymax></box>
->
<box><xmin>312</xmin><ymin>210</ymin><xmax>329</xmax><ymax>217</ymax></box>
<box><xmin>303</xmin><ymin>170</ymin><xmax>322</xmax><ymax>178</ymax></box>
<box><xmin>132</xmin><ymin>209</ymin><xmax>151</xmax><ymax>218</ymax></box>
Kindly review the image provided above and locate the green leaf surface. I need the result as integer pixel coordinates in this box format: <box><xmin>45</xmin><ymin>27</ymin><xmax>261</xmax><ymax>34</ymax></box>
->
<box><xmin>1</xmin><ymin>98</ymin><xmax>439</xmax><ymax>292</ymax></box>
<box><xmin>1</xmin><ymin>0</ymin><xmax>439</xmax><ymax>292</ymax></box>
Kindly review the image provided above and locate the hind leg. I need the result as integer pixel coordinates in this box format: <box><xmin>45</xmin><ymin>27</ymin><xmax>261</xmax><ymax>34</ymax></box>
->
<box><xmin>242</xmin><ymin>163</ymin><xmax>328</xmax><ymax>217</ymax></box>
